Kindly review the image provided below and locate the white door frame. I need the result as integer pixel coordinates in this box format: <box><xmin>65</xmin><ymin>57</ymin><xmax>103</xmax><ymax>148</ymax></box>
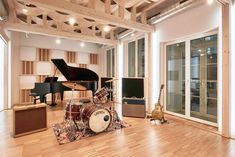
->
<box><xmin>163</xmin><ymin>30</ymin><xmax>219</xmax><ymax>127</ymax></box>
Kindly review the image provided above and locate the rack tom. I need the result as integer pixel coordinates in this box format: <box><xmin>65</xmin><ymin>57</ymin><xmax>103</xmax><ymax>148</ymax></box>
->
<box><xmin>65</xmin><ymin>102</ymin><xmax>83</xmax><ymax>121</ymax></box>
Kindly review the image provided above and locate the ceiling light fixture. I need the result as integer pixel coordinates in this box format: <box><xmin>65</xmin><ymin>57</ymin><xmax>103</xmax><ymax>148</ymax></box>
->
<box><xmin>103</xmin><ymin>25</ymin><xmax>110</xmax><ymax>32</ymax></box>
<box><xmin>80</xmin><ymin>42</ymin><xmax>85</xmax><ymax>47</ymax></box>
<box><xmin>207</xmin><ymin>0</ymin><xmax>213</xmax><ymax>5</ymax></box>
<box><xmin>131</xmin><ymin>33</ymin><xmax>135</xmax><ymax>37</ymax></box>
<box><xmin>22</xmin><ymin>8</ymin><xmax>28</xmax><ymax>13</ymax></box>
<box><xmin>69</xmin><ymin>18</ymin><xmax>76</xmax><ymax>25</ymax></box>
<box><xmin>56</xmin><ymin>38</ymin><xmax>61</xmax><ymax>44</ymax></box>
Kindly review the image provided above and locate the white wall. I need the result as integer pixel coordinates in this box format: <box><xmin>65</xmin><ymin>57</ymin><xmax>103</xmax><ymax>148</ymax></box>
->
<box><xmin>230</xmin><ymin>1</ymin><xmax>235</xmax><ymax>138</ymax></box>
<box><xmin>155</xmin><ymin>3</ymin><xmax>221</xmax><ymax>42</ymax></box>
<box><xmin>0</xmin><ymin>37</ymin><xmax>4</xmax><ymax>111</ymax></box>
<box><xmin>20</xmin><ymin>33</ymin><xmax>100</xmax><ymax>53</ymax></box>
<box><xmin>151</xmin><ymin>2</ymin><xmax>222</xmax><ymax>125</ymax></box>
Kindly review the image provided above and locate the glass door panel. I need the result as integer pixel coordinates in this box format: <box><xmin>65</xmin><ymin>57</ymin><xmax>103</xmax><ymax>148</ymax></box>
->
<box><xmin>166</xmin><ymin>42</ymin><xmax>185</xmax><ymax>115</ymax></box>
<box><xmin>190</xmin><ymin>34</ymin><xmax>217</xmax><ymax>123</ymax></box>
<box><xmin>111</xmin><ymin>48</ymin><xmax>115</xmax><ymax>77</ymax></box>
<box><xmin>128</xmin><ymin>41</ymin><xmax>136</xmax><ymax>77</ymax></box>
<box><xmin>137</xmin><ymin>38</ymin><xmax>145</xmax><ymax>77</ymax></box>
<box><xmin>106</xmin><ymin>49</ymin><xmax>111</xmax><ymax>77</ymax></box>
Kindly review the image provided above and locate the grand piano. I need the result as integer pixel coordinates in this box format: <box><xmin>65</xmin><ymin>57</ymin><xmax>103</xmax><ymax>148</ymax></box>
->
<box><xmin>30</xmin><ymin>59</ymin><xmax>99</xmax><ymax>106</ymax></box>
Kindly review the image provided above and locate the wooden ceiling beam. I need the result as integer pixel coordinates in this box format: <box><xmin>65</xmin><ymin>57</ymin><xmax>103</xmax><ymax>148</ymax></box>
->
<box><xmin>19</xmin><ymin>0</ymin><xmax>154</xmax><ymax>32</ymax></box>
<box><xmin>4</xmin><ymin>22</ymin><xmax>118</xmax><ymax>45</ymax></box>
<box><xmin>136</xmin><ymin>0</ymin><xmax>167</xmax><ymax>16</ymax></box>
<box><xmin>7</xmin><ymin>0</ymin><xmax>17</xmax><ymax>22</ymax></box>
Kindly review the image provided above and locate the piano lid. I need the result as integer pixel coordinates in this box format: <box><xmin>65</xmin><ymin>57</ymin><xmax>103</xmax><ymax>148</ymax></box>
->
<box><xmin>51</xmin><ymin>59</ymin><xmax>99</xmax><ymax>81</ymax></box>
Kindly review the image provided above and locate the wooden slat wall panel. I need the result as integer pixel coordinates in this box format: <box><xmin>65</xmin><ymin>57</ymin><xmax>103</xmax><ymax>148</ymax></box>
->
<box><xmin>20</xmin><ymin>89</ymin><xmax>33</xmax><ymax>103</ymax></box>
<box><xmin>22</xmin><ymin>61</ymin><xmax>34</xmax><ymax>75</ymax></box>
<box><xmin>79</xmin><ymin>64</ymin><xmax>87</xmax><ymax>68</ymax></box>
<box><xmin>67</xmin><ymin>51</ymin><xmax>76</xmax><ymax>63</ymax></box>
<box><xmin>90</xmin><ymin>54</ymin><xmax>98</xmax><ymax>64</ymax></box>
<box><xmin>38</xmin><ymin>48</ymin><xmax>50</xmax><ymax>61</ymax></box>
<box><xmin>79</xmin><ymin>91</ymin><xmax>88</xmax><ymax>98</ymax></box>
<box><xmin>37</xmin><ymin>75</ymin><xmax>47</xmax><ymax>83</ymax></box>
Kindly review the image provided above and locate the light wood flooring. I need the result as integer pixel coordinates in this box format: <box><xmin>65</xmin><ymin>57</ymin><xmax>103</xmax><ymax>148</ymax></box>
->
<box><xmin>0</xmin><ymin>103</ymin><xmax>235</xmax><ymax>157</ymax></box>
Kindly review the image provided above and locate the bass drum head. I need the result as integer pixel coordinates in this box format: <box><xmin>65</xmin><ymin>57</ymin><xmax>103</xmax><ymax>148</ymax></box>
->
<box><xmin>88</xmin><ymin>108</ymin><xmax>111</xmax><ymax>133</ymax></box>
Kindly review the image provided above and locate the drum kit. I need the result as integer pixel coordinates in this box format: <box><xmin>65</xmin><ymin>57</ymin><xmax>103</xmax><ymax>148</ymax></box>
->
<box><xmin>62</xmin><ymin>79</ymin><xmax>119</xmax><ymax>134</ymax></box>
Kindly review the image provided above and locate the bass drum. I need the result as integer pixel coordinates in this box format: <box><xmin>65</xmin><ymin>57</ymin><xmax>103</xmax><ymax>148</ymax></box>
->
<box><xmin>82</xmin><ymin>103</ymin><xmax>111</xmax><ymax>133</ymax></box>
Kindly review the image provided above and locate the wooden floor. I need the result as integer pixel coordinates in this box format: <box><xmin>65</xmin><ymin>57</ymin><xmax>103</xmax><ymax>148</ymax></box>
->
<box><xmin>0</xmin><ymin>103</ymin><xmax>235</xmax><ymax>157</ymax></box>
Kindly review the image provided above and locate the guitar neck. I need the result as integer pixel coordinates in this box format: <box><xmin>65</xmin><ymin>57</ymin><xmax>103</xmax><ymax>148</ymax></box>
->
<box><xmin>157</xmin><ymin>86</ymin><xmax>164</xmax><ymax>104</ymax></box>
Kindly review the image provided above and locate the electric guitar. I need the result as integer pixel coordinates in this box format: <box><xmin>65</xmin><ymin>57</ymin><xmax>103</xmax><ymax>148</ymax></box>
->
<box><xmin>151</xmin><ymin>84</ymin><xmax>166</xmax><ymax>123</ymax></box>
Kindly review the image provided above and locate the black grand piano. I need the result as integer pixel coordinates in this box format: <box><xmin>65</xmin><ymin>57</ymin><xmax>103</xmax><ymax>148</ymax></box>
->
<box><xmin>30</xmin><ymin>59</ymin><xmax>99</xmax><ymax>106</ymax></box>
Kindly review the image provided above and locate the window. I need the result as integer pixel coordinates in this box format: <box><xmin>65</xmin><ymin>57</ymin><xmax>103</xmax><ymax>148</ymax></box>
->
<box><xmin>106</xmin><ymin>48</ymin><xmax>115</xmax><ymax>77</ymax></box>
<box><xmin>127</xmin><ymin>38</ymin><xmax>145</xmax><ymax>77</ymax></box>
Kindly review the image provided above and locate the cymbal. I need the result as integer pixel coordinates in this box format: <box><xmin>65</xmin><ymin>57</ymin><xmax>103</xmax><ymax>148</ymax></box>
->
<box><xmin>62</xmin><ymin>82</ymin><xmax>87</xmax><ymax>90</ymax></box>
<box><xmin>105</xmin><ymin>78</ymin><xmax>119</xmax><ymax>83</ymax></box>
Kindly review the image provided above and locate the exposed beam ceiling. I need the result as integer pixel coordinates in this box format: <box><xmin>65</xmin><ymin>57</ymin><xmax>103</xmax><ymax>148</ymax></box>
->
<box><xmin>4</xmin><ymin>22</ymin><xmax>118</xmax><ymax>45</ymax></box>
<box><xmin>19</xmin><ymin>0</ymin><xmax>154</xmax><ymax>32</ymax></box>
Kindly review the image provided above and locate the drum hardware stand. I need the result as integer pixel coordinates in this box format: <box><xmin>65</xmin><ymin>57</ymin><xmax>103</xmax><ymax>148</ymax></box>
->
<box><xmin>66</xmin><ymin>83</ymin><xmax>80</xmax><ymax>131</ymax></box>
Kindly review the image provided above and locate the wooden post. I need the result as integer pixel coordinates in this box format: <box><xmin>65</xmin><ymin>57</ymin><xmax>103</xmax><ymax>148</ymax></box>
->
<box><xmin>118</xmin><ymin>0</ymin><xmax>125</xmax><ymax>19</ymax></box>
<box><xmin>141</xmin><ymin>12</ymin><xmax>147</xmax><ymax>24</ymax></box>
<box><xmin>221</xmin><ymin>3</ymin><xmax>230</xmax><ymax>138</ymax></box>
<box><xmin>105</xmin><ymin>0</ymin><xmax>111</xmax><ymax>14</ymax></box>
<box><xmin>131</xmin><ymin>6</ymin><xmax>136</xmax><ymax>21</ymax></box>
<box><xmin>27</xmin><ymin>15</ymin><xmax>31</xmax><ymax>25</ymax></box>
<box><xmin>42</xmin><ymin>14</ymin><xmax>47</xmax><ymax>28</ymax></box>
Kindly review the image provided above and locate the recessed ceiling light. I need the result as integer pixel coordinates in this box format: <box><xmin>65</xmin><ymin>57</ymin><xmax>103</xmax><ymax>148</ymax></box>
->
<box><xmin>56</xmin><ymin>38</ymin><xmax>61</xmax><ymax>44</ymax></box>
<box><xmin>69</xmin><ymin>18</ymin><xmax>76</xmax><ymax>25</ymax></box>
<box><xmin>207</xmin><ymin>0</ymin><xmax>213</xmax><ymax>5</ymax></box>
<box><xmin>131</xmin><ymin>33</ymin><xmax>135</xmax><ymax>37</ymax></box>
<box><xmin>80</xmin><ymin>42</ymin><xmax>85</xmax><ymax>47</ymax></box>
<box><xmin>103</xmin><ymin>25</ymin><xmax>110</xmax><ymax>32</ymax></box>
<box><xmin>198</xmin><ymin>49</ymin><xmax>202</xmax><ymax>52</ymax></box>
<box><xmin>22</xmin><ymin>8</ymin><xmax>28</xmax><ymax>13</ymax></box>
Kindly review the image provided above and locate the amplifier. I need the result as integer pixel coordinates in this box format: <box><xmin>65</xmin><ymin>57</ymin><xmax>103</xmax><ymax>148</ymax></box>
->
<box><xmin>122</xmin><ymin>98</ymin><xmax>146</xmax><ymax>118</ymax></box>
<box><xmin>13</xmin><ymin>103</ymin><xmax>47</xmax><ymax>137</ymax></box>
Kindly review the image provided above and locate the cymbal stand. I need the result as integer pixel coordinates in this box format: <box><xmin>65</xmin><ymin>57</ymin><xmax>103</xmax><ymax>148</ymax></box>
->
<box><xmin>67</xmin><ymin>83</ymin><xmax>79</xmax><ymax>131</ymax></box>
<box><xmin>107</xmin><ymin>81</ymin><xmax>115</xmax><ymax>121</ymax></box>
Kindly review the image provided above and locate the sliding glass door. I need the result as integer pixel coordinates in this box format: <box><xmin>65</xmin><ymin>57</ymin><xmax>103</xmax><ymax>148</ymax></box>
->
<box><xmin>165</xmin><ymin>33</ymin><xmax>218</xmax><ymax>124</ymax></box>
<box><xmin>190</xmin><ymin>35</ymin><xmax>217</xmax><ymax>123</ymax></box>
<box><xmin>166</xmin><ymin>42</ymin><xmax>185</xmax><ymax>115</ymax></box>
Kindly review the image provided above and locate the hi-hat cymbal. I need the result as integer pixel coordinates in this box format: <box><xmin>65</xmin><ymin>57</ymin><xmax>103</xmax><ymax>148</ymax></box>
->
<box><xmin>62</xmin><ymin>82</ymin><xmax>87</xmax><ymax>90</ymax></box>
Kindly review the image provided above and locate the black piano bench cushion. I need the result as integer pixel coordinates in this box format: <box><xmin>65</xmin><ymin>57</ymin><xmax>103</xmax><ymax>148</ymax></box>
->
<box><xmin>29</xmin><ymin>93</ymin><xmax>38</xmax><ymax>96</ymax></box>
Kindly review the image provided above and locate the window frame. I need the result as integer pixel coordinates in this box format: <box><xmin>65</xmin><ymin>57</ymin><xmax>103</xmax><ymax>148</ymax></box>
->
<box><xmin>126</xmin><ymin>36</ymin><xmax>146</xmax><ymax>78</ymax></box>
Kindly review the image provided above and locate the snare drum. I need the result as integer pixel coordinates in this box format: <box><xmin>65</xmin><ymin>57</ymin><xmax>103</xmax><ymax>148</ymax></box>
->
<box><xmin>82</xmin><ymin>103</ymin><xmax>111</xmax><ymax>133</ymax></box>
<box><xmin>65</xmin><ymin>102</ymin><xmax>83</xmax><ymax>121</ymax></box>
<box><xmin>93</xmin><ymin>87</ymin><xmax>108</xmax><ymax>103</ymax></box>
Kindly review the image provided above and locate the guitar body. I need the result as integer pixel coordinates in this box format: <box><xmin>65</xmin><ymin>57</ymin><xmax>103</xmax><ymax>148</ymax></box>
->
<box><xmin>151</xmin><ymin>103</ymin><xmax>163</xmax><ymax>120</ymax></box>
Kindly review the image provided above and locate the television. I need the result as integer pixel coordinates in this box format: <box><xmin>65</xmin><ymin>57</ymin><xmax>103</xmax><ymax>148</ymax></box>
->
<box><xmin>122</xmin><ymin>78</ymin><xmax>144</xmax><ymax>98</ymax></box>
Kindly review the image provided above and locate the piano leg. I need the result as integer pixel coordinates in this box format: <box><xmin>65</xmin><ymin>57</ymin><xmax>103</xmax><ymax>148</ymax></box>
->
<box><xmin>40</xmin><ymin>96</ymin><xmax>45</xmax><ymax>103</ymax></box>
<box><xmin>50</xmin><ymin>93</ymin><xmax>57</xmax><ymax>106</ymax></box>
<box><xmin>60</xmin><ymin>92</ymin><xmax>64</xmax><ymax>101</ymax></box>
